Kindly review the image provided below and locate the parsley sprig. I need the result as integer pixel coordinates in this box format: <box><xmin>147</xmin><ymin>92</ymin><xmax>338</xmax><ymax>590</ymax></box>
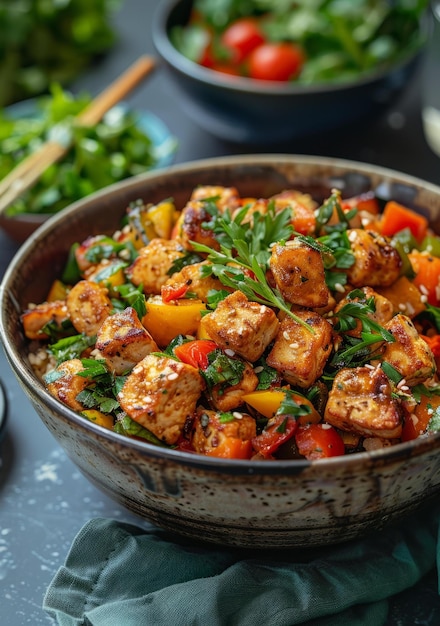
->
<box><xmin>191</xmin><ymin>202</ymin><xmax>315</xmax><ymax>332</ymax></box>
<box><xmin>329</xmin><ymin>289</ymin><xmax>395</xmax><ymax>369</ymax></box>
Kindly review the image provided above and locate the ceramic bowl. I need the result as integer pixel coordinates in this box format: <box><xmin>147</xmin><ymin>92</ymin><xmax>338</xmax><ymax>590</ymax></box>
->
<box><xmin>2</xmin><ymin>154</ymin><xmax>440</xmax><ymax>549</ymax></box>
<box><xmin>153</xmin><ymin>0</ymin><xmax>425</xmax><ymax>144</ymax></box>
<box><xmin>0</xmin><ymin>102</ymin><xmax>176</xmax><ymax>243</ymax></box>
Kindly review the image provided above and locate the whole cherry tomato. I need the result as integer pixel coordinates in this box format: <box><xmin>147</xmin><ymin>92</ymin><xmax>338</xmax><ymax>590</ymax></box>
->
<box><xmin>221</xmin><ymin>18</ymin><xmax>265</xmax><ymax>64</ymax></box>
<box><xmin>248</xmin><ymin>42</ymin><xmax>304</xmax><ymax>81</ymax></box>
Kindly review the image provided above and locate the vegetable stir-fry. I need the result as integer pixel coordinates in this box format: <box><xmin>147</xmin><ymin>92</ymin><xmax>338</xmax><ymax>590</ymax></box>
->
<box><xmin>23</xmin><ymin>184</ymin><xmax>440</xmax><ymax>461</ymax></box>
<box><xmin>0</xmin><ymin>85</ymin><xmax>173</xmax><ymax>217</ymax></box>
<box><xmin>171</xmin><ymin>0</ymin><xmax>427</xmax><ymax>83</ymax></box>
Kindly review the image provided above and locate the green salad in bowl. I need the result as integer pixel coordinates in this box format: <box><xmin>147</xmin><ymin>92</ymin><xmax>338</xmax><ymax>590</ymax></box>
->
<box><xmin>0</xmin><ymin>85</ymin><xmax>177</xmax><ymax>241</ymax></box>
<box><xmin>172</xmin><ymin>0</ymin><xmax>428</xmax><ymax>83</ymax></box>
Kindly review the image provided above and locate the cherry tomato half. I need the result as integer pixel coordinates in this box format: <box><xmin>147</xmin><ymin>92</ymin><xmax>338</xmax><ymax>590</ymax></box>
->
<box><xmin>295</xmin><ymin>423</ymin><xmax>345</xmax><ymax>460</ymax></box>
<box><xmin>174</xmin><ymin>339</ymin><xmax>218</xmax><ymax>370</ymax></box>
<box><xmin>221</xmin><ymin>18</ymin><xmax>265</xmax><ymax>64</ymax></box>
<box><xmin>252</xmin><ymin>414</ymin><xmax>298</xmax><ymax>458</ymax></box>
<box><xmin>248</xmin><ymin>42</ymin><xmax>304</xmax><ymax>82</ymax></box>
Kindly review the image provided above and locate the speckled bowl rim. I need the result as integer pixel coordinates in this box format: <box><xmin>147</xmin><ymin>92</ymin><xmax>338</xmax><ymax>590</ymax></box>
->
<box><xmin>152</xmin><ymin>0</ymin><xmax>427</xmax><ymax>96</ymax></box>
<box><xmin>2</xmin><ymin>153</ymin><xmax>440</xmax><ymax>475</ymax></box>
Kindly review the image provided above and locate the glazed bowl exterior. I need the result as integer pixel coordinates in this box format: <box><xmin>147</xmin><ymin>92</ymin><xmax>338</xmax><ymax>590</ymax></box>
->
<box><xmin>2</xmin><ymin>154</ymin><xmax>440</xmax><ymax>549</ymax></box>
<box><xmin>153</xmin><ymin>0</ymin><xmax>425</xmax><ymax>144</ymax></box>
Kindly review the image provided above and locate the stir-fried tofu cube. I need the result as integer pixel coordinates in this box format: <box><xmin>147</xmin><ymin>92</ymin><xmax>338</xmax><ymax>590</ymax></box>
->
<box><xmin>173</xmin><ymin>200</ymin><xmax>220</xmax><ymax>251</ymax></box>
<box><xmin>324</xmin><ymin>366</ymin><xmax>402</xmax><ymax>439</ymax></box>
<box><xmin>380</xmin><ymin>313</ymin><xmax>436</xmax><ymax>386</ymax></box>
<box><xmin>346</xmin><ymin>229</ymin><xmax>402</xmax><ymax>287</ymax></box>
<box><xmin>209</xmin><ymin>359</ymin><xmax>258</xmax><ymax>412</ymax></box>
<box><xmin>21</xmin><ymin>300</ymin><xmax>68</xmax><ymax>340</ymax></box>
<box><xmin>266</xmin><ymin>311</ymin><xmax>333</xmax><ymax>388</ymax></box>
<box><xmin>162</xmin><ymin>261</ymin><xmax>228</xmax><ymax>303</ymax></box>
<box><xmin>95</xmin><ymin>307</ymin><xmax>158</xmax><ymax>374</ymax></box>
<box><xmin>334</xmin><ymin>286</ymin><xmax>394</xmax><ymax>338</ymax></box>
<box><xmin>46</xmin><ymin>358</ymin><xmax>92</xmax><ymax>411</ymax></box>
<box><xmin>127</xmin><ymin>238</ymin><xmax>185</xmax><ymax>295</ymax></box>
<box><xmin>66</xmin><ymin>280</ymin><xmax>112</xmax><ymax>337</ymax></box>
<box><xmin>174</xmin><ymin>187</ymin><xmax>240</xmax><ymax>251</ymax></box>
<box><xmin>190</xmin><ymin>185</ymin><xmax>241</xmax><ymax>211</ymax></box>
<box><xmin>75</xmin><ymin>235</ymin><xmax>111</xmax><ymax>274</ymax></box>
<box><xmin>271</xmin><ymin>189</ymin><xmax>317</xmax><ymax>235</ymax></box>
<box><xmin>270</xmin><ymin>240</ymin><xmax>330</xmax><ymax>308</ymax></box>
<box><xmin>201</xmin><ymin>290</ymin><xmax>279</xmax><ymax>362</ymax></box>
<box><xmin>118</xmin><ymin>354</ymin><xmax>204</xmax><ymax>444</ymax></box>
<box><xmin>191</xmin><ymin>407</ymin><xmax>256</xmax><ymax>458</ymax></box>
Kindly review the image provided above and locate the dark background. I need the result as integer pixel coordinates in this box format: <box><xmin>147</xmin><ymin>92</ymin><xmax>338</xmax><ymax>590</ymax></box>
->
<box><xmin>0</xmin><ymin>1</ymin><xmax>439</xmax><ymax>623</ymax></box>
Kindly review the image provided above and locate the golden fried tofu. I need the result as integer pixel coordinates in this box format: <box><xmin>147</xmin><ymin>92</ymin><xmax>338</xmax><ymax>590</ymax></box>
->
<box><xmin>191</xmin><ymin>406</ymin><xmax>256</xmax><ymax>458</ymax></box>
<box><xmin>209</xmin><ymin>359</ymin><xmax>258</xmax><ymax>412</ymax></box>
<box><xmin>46</xmin><ymin>358</ymin><xmax>92</xmax><ymax>411</ymax></box>
<box><xmin>173</xmin><ymin>200</ymin><xmax>220</xmax><ymax>252</ymax></box>
<box><xmin>118</xmin><ymin>354</ymin><xmax>204</xmax><ymax>444</ymax></box>
<box><xmin>95</xmin><ymin>307</ymin><xmax>158</xmax><ymax>374</ymax></box>
<box><xmin>21</xmin><ymin>300</ymin><xmax>68</xmax><ymax>340</ymax></box>
<box><xmin>201</xmin><ymin>290</ymin><xmax>279</xmax><ymax>362</ymax></box>
<box><xmin>127</xmin><ymin>238</ymin><xmax>185</xmax><ymax>295</ymax></box>
<box><xmin>66</xmin><ymin>280</ymin><xmax>112</xmax><ymax>337</ymax></box>
<box><xmin>380</xmin><ymin>313</ymin><xmax>436</xmax><ymax>386</ymax></box>
<box><xmin>334</xmin><ymin>286</ymin><xmax>394</xmax><ymax>338</ymax></box>
<box><xmin>271</xmin><ymin>189</ymin><xmax>317</xmax><ymax>235</ymax></box>
<box><xmin>324</xmin><ymin>366</ymin><xmax>402</xmax><ymax>439</ymax></box>
<box><xmin>346</xmin><ymin>229</ymin><xmax>402</xmax><ymax>287</ymax></box>
<box><xmin>74</xmin><ymin>235</ymin><xmax>110</xmax><ymax>274</ymax></box>
<box><xmin>190</xmin><ymin>185</ymin><xmax>241</xmax><ymax>212</ymax></box>
<box><xmin>266</xmin><ymin>311</ymin><xmax>333</xmax><ymax>388</ymax></box>
<box><xmin>269</xmin><ymin>239</ymin><xmax>330</xmax><ymax>308</ymax></box>
<box><xmin>162</xmin><ymin>261</ymin><xmax>228</xmax><ymax>303</ymax></box>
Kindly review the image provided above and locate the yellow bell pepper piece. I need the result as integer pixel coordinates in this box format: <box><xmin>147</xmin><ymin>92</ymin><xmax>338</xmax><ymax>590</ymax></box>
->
<box><xmin>81</xmin><ymin>409</ymin><xmax>114</xmax><ymax>430</ymax></box>
<box><xmin>142</xmin><ymin>296</ymin><xmax>206</xmax><ymax>347</ymax></box>
<box><xmin>89</xmin><ymin>261</ymin><xmax>126</xmax><ymax>297</ymax></box>
<box><xmin>129</xmin><ymin>199</ymin><xmax>177</xmax><ymax>243</ymax></box>
<box><xmin>242</xmin><ymin>389</ymin><xmax>320</xmax><ymax>423</ymax></box>
<box><xmin>46</xmin><ymin>279</ymin><xmax>69</xmax><ymax>302</ymax></box>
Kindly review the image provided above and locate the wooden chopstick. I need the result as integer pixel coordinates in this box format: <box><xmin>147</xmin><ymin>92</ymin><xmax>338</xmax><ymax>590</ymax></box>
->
<box><xmin>0</xmin><ymin>55</ymin><xmax>156</xmax><ymax>216</ymax></box>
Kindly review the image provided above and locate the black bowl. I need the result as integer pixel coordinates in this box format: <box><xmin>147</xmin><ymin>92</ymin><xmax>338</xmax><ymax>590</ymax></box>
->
<box><xmin>153</xmin><ymin>0</ymin><xmax>425</xmax><ymax>144</ymax></box>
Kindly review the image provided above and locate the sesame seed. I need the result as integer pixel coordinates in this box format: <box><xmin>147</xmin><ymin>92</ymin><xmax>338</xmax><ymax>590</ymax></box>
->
<box><xmin>119</xmin><ymin>249</ymin><xmax>131</xmax><ymax>261</ymax></box>
<box><xmin>224</xmin><ymin>349</ymin><xmax>235</xmax><ymax>357</ymax></box>
<box><xmin>289</xmin><ymin>342</ymin><xmax>299</xmax><ymax>349</ymax></box>
<box><xmin>253</xmin><ymin>366</ymin><xmax>264</xmax><ymax>373</ymax></box>
<box><xmin>396</xmin><ymin>378</ymin><xmax>407</xmax><ymax>389</ymax></box>
<box><xmin>334</xmin><ymin>283</ymin><xmax>345</xmax><ymax>293</ymax></box>
<box><xmin>232</xmin><ymin>412</ymin><xmax>243</xmax><ymax>419</ymax></box>
<box><xmin>348</xmin><ymin>231</ymin><xmax>357</xmax><ymax>242</ymax></box>
<box><xmin>321</xmin><ymin>423</ymin><xmax>332</xmax><ymax>429</ymax></box>
<box><xmin>398</xmin><ymin>303</ymin><xmax>406</xmax><ymax>311</ymax></box>
<box><xmin>283</xmin><ymin>330</ymin><xmax>290</xmax><ymax>341</ymax></box>
<box><xmin>419</xmin><ymin>284</ymin><xmax>429</xmax><ymax>296</ymax></box>
<box><xmin>167</xmin><ymin>372</ymin><xmax>178</xmax><ymax>381</ymax></box>
<box><xmin>421</xmin><ymin>295</ymin><xmax>428</xmax><ymax>303</ymax></box>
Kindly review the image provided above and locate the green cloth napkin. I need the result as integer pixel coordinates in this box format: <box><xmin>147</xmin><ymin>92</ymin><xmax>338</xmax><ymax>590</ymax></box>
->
<box><xmin>43</xmin><ymin>504</ymin><xmax>440</xmax><ymax>626</ymax></box>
